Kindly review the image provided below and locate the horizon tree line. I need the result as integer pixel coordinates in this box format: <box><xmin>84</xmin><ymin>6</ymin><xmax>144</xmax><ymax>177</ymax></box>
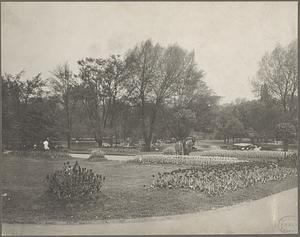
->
<box><xmin>2</xmin><ymin>39</ymin><xmax>298</xmax><ymax>151</ymax></box>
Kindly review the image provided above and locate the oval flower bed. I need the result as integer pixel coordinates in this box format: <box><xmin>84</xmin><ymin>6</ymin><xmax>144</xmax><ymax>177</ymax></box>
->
<box><xmin>151</xmin><ymin>161</ymin><xmax>297</xmax><ymax>196</ymax></box>
<box><xmin>130</xmin><ymin>154</ymin><xmax>242</xmax><ymax>166</ymax></box>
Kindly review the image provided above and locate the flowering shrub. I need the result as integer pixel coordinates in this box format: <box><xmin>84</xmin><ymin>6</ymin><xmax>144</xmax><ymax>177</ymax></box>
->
<box><xmin>199</xmin><ymin>150</ymin><xmax>295</xmax><ymax>161</ymax></box>
<box><xmin>5</xmin><ymin>151</ymin><xmax>72</xmax><ymax>160</ymax></box>
<box><xmin>46</xmin><ymin>161</ymin><xmax>105</xmax><ymax>203</ymax></box>
<box><xmin>88</xmin><ymin>149</ymin><xmax>107</xmax><ymax>161</ymax></box>
<box><xmin>162</xmin><ymin>147</ymin><xmax>176</xmax><ymax>155</ymax></box>
<box><xmin>151</xmin><ymin>161</ymin><xmax>297</xmax><ymax>196</ymax></box>
<box><xmin>130</xmin><ymin>154</ymin><xmax>241</xmax><ymax>166</ymax></box>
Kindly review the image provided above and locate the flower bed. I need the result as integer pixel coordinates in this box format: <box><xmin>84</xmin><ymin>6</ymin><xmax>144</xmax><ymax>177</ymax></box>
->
<box><xmin>99</xmin><ymin>147</ymin><xmax>141</xmax><ymax>154</ymax></box>
<box><xmin>151</xmin><ymin>161</ymin><xmax>297</xmax><ymax>196</ymax></box>
<box><xmin>198</xmin><ymin>150</ymin><xmax>295</xmax><ymax>161</ymax></box>
<box><xmin>130</xmin><ymin>154</ymin><xmax>242</xmax><ymax>166</ymax></box>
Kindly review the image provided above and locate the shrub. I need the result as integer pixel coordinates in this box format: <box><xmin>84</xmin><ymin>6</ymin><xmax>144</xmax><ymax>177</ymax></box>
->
<box><xmin>46</xmin><ymin>161</ymin><xmax>105</xmax><ymax>203</ymax></box>
<box><xmin>162</xmin><ymin>147</ymin><xmax>176</xmax><ymax>155</ymax></box>
<box><xmin>277</xmin><ymin>153</ymin><xmax>298</xmax><ymax>168</ymax></box>
<box><xmin>4</xmin><ymin>151</ymin><xmax>72</xmax><ymax>160</ymax></box>
<box><xmin>88</xmin><ymin>149</ymin><xmax>107</xmax><ymax>161</ymax></box>
<box><xmin>151</xmin><ymin>161</ymin><xmax>297</xmax><ymax>196</ymax></box>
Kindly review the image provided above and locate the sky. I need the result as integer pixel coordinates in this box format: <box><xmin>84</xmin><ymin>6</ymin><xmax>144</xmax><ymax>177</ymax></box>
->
<box><xmin>1</xmin><ymin>2</ymin><xmax>298</xmax><ymax>103</ymax></box>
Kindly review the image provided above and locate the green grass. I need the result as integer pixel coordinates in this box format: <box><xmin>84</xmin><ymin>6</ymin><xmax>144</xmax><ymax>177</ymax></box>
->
<box><xmin>1</xmin><ymin>155</ymin><xmax>297</xmax><ymax>224</ymax></box>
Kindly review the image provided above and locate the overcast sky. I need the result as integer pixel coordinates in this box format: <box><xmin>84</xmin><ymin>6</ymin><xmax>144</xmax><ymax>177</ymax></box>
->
<box><xmin>1</xmin><ymin>2</ymin><xmax>297</xmax><ymax>103</ymax></box>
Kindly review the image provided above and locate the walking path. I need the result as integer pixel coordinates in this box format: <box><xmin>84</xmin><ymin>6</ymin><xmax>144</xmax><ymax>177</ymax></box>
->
<box><xmin>2</xmin><ymin>188</ymin><xmax>298</xmax><ymax>235</ymax></box>
<box><xmin>69</xmin><ymin>153</ymin><xmax>136</xmax><ymax>161</ymax></box>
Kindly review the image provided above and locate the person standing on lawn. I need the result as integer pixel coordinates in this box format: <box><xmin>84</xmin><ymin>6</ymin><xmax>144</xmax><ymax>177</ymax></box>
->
<box><xmin>43</xmin><ymin>138</ymin><xmax>50</xmax><ymax>151</ymax></box>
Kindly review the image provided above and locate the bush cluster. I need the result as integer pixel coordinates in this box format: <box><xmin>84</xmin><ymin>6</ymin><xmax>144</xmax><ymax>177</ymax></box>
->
<box><xmin>151</xmin><ymin>161</ymin><xmax>297</xmax><ymax>196</ymax></box>
<box><xmin>277</xmin><ymin>153</ymin><xmax>298</xmax><ymax>168</ymax></box>
<box><xmin>88</xmin><ymin>149</ymin><xmax>107</xmax><ymax>161</ymax></box>
<box><xmin>4</xmin><ymin>151</ymin><xmax>72</xmax><ymax>160</ymax></box>
<box><xmin>46</xmin><ymin>161</ymin><xmax>105</xmax><ymax>203</ymax></box>
<box><xmin>130</xmin><ymin>155</ymin><xmax>241</xmax><ymax>166</ymax></box>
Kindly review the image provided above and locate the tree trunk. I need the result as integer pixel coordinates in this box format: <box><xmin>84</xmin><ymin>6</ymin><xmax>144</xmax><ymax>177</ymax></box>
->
<box><xmin>183</xmin><ymin>140</ymin><xmax>188</xmax><ymax>155</ymax></box>
<box><xmin>144</xmin><ymin>137</ymin><xmax>152</xmax><ymax>151</ymax></box>
<box><xmin>96</xmin><ymin>138</ymin><xmax>103</xmax><ymax>148</ymax></box>
<box><xmin>283</xmin><ymin>140</ymin><xmax>289</xmax><ymax>152</ymax></box>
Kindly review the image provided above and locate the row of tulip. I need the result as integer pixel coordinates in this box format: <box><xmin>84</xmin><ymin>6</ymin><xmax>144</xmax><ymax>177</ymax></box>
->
<box><xmin>130</xmin><ymin>154</ymin><xmax>242</xmax><ymax>166</ymax></box>
<box><xmin>198</xmin><ymin>150</ymin><xmax>295</xmax><ymax>161</ymax></box>
<box><xmin>151</xmin><ymin>161</ymin><xmax>297</xmax><ymax>196</ymax></box>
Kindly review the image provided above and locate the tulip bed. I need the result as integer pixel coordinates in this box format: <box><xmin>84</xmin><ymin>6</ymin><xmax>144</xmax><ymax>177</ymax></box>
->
<box><xmin>151</xmin><ymin>161</ymin><xmax>297</xmax><ymax>196</ymax></box>
<box><xmin>130</xmin><ymin>154</ymin><xmax>242</xmax><ymax>166</ymax></box>
<box><xmin>100</xmin><ymin>147</ymin><xmax>141</xmax><ymax>154</ymax></box>
<box><xmin>198</xmin><ymin>150</ymin><xmax>295</xmax><ymax>161</ymax></box>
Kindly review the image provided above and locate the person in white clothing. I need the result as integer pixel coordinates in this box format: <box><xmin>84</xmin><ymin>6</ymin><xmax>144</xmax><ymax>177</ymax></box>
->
<box><xmin>43</xmin><ymin>139</ymin><xmax>50</xmax><ymax>151</ymax></box>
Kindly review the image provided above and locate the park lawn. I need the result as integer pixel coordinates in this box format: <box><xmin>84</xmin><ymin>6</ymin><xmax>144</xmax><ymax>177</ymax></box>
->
<box><xmin>1</xmin><ymin>155</ymin><xmax>298</xmax><ymax>224</ymax></box>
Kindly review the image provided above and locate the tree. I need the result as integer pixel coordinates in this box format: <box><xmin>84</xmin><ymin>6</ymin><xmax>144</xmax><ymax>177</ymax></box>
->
<box><xmin>125</xmin><ymin>40</ymin><xmax>203</xmax><ymax>151</ymax></box>
<box><xmin>2</xmin><ymin>72</ymin><xmax>61</xmax><ymax>149</ymax></box>
<box><xmin>233</xmin><ymin>99</ymin><xmax>282</xmax><ymax>142</ymax></box>
<box><xmin>224</xmin><ymin>117</ymin><xmax>245</xmax><ymax>143</ymax></box>
<box><xmin>215</xmin><ymin>104</ymin><xmax>245</xmax><ymax>143</ymax></box>
<box><xmin>50</xmin><ymin>63</ymin><xmax>77</xmax><ymax>149</ymax></box>
<box><xmin>77</xmin><ymin>55</ymin><xmax>127</xmax><ymax>147</ymax></box>
<box><xmin>275</xmin><ymin>123</ymin><xmax>296</xmax><ymax>151</ymax></box>
<box><xmin>252</xmin><ymin>40</ymin><xmax>298</xmax><ymax>120</ymax></box>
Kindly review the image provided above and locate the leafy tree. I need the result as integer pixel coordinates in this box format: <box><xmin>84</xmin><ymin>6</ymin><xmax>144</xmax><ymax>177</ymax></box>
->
<box><xmin>252</xmin><ymin>40</ymin><xmax>298</xmax><ymax>120</ymax></box>
<box><xmin>275</xmin><ymin>123</ymin><xmax>296</xmax><ymax>151</ymax></box>
<box><xmin>125</xmin><ymin>40</ymin><xmax>203</xmax><ymax>151</ymax></box>
<box><xmin>76</xmin><ymin>55</ymin><xmax>127</xmax><ymax>147</ymax></box>
<box><xmin>224</xmin><ymin>117</ymin><xmax>245</xmax><ymax>143</ymax></box>
<box><xmin>2</xmin><ymin>72</ymin><xmax>61</xmax><ymax>149</ymax></box>
<box><xmin>50</xmin><ymin>63</ymin><xmax>78</xmax><ymax>149</ymax></box>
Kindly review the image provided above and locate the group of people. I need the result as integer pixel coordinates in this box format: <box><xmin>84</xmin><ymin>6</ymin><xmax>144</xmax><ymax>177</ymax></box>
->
<box><xmin>174</xmin><ymin>138</ymin><xmax>195</xmax><ymax>155</ymax></box>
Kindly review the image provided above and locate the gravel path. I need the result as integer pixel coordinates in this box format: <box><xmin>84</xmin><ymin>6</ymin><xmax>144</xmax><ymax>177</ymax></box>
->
<box><xmin>69</xmin><ymin>153</ymin><xmax>136</xmax><ymax>161</ymax></box>
<box><xmin>2</xmin><ymin>188</ymin><xmax>297</xmax><ymax>235</ymax></box>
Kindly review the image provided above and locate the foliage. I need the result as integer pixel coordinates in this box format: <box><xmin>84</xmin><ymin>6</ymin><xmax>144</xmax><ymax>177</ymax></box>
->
<box><xmin>200</xmin><ymin>150</ymin><xmax>295</xmax><ymax>161</ymax></box>
<box><xmin>277</xmin><ymin>153</ymin><xmax>298</xmax><ymax>168</ymax></box>
<box><xmin>4</xmin><ymin>151</ymin><xmax>72</xmax><ymax>160</ymax></box>
<box><xmin>214</xmin><ymin>104</ymin><xmax>245</xmax><ymax>142</ymax></box>
<box><xmin>88</xmin><ymin>149</ymin><xmax>107</xmax><ymax>161</ymax></box>
<box><xmin>77</xmin><ymin>55</ymin><xmax>128</xmax><ymax>147</ymax></box>
<box><xmin>252</xmin><ymin>40</ymin><xmax>298</xmax><ymax>119</ymax></box>
<box><xmin>50</xmin><ymin>63</ymin><xmax>78</xmax><ymax>149</ymax></box>
<box><xmin>275</xmin><ymin>123</ymin><xmax>296</xmax><ymax>151</ymax></box>
<box><xmin>46</xmin><ymin>161</ymin><xmax>105</xmax><ymax>203</ymax></box>
<box><xmin>162</xmin><ymin>147</ymin><xmax>176</xmax><ymax>155</ymax></box>
<box><xmin>2</xmin><ymin>72</ymin><xmax>63</xmax><ymax>149</ymax></box>
<box><xmin>125</xmin><ymin>39</ymin><xmax>204</xmax><ymax>151</ymax></box>
<box><xmin>151</xmin><ymin>162</ymin><xmax>297</xmax><ymax>196</ymax></box>
<box><xmin>130</xmin><ymin>154</ymin><xmax>241</xmax><ymax>166</ymax></box>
